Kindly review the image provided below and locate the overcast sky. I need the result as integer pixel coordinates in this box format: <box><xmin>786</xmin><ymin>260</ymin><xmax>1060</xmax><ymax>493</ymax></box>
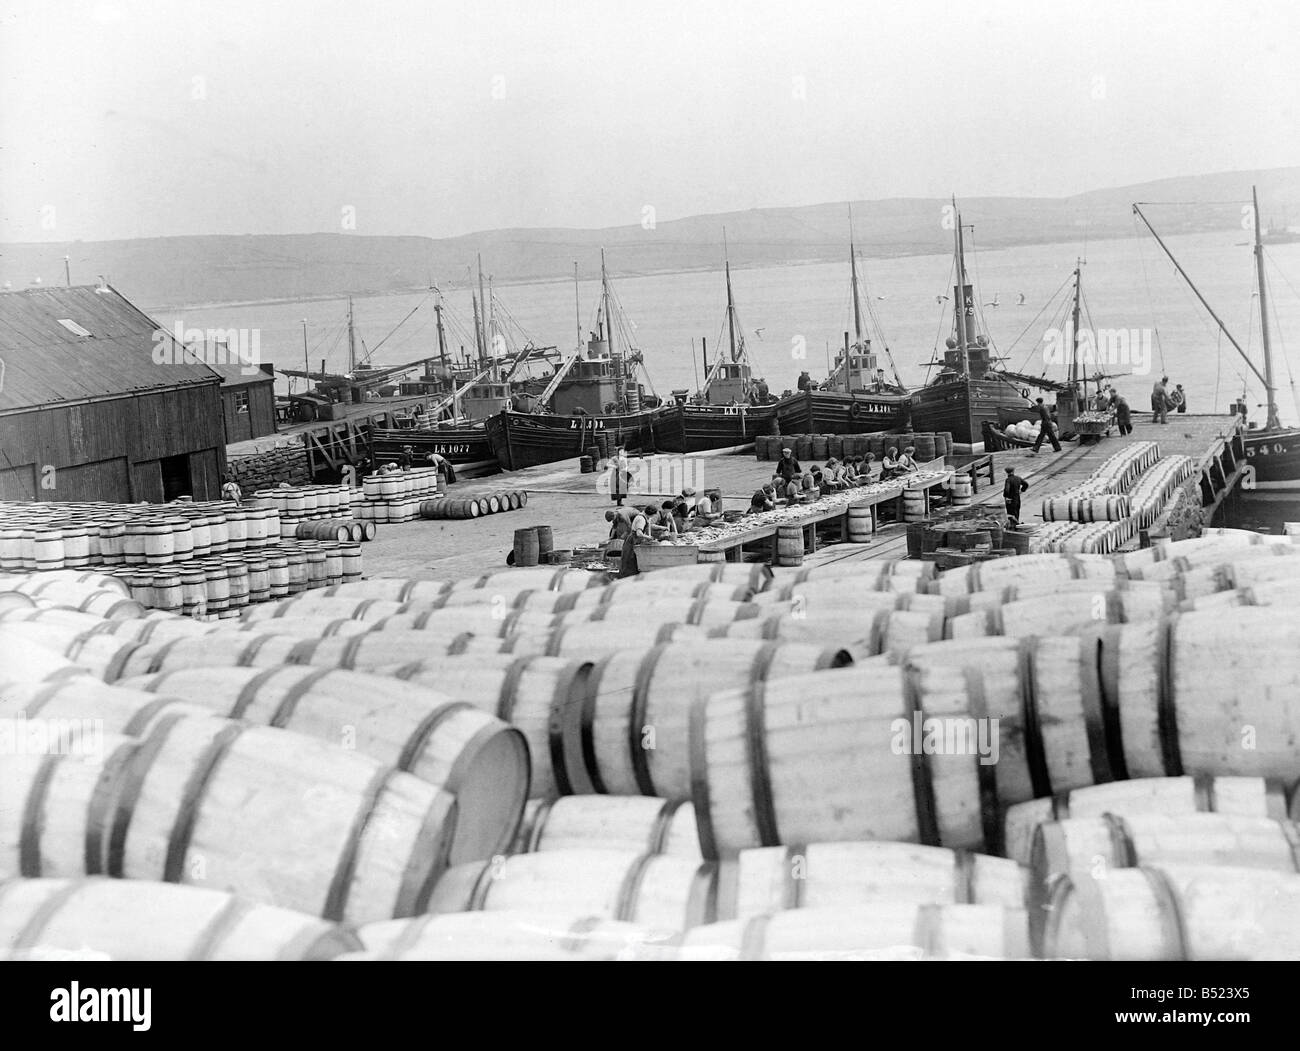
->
<box><xmin>1</xmin><ymin>0</ymin><xmax>1297</xmax><ymax>242</ymax></box>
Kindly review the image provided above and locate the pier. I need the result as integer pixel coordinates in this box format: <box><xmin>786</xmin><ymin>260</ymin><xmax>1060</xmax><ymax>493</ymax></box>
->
<box><xmin>351</xmin><ymin>412</ymin><xmax>1249</xmax><ymax>581</ymax></box>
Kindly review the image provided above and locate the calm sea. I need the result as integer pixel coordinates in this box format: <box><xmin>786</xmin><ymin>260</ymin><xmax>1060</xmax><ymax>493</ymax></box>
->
<box><xmin>151</xmin><ymin>230</ymin><xmax>1300</xmax><ymax>427</ymax></box>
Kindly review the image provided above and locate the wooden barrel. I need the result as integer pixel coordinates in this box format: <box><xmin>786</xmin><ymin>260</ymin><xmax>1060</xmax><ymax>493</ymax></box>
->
<box><xmin>566</xmin><ymin>580</ymin><xmax>753</xmax><ymax>610</ymax></box>
<box><xmin>516</xmin><ymin>797</ymin><xmax>701</xmax><ymax>859</ymax></box>
<box><xmin>950</xmin><ymin>476</ymin><xmax>973</xmax><ymax>508</ymax></box>
<box><xmin>150</xmin><ymin>573</ymin><xmax>183</xmax><ymax>614</ymax></box>
<box><xmin>1040</xmin><ymin>864</ymin><xmax>1300</xmax><ymax>960</ymax></box>
<box><xmin>296</xmin><ymin>520</ymin><xmax>351</xmax><ymax>542</ymax></box>
<box><xmin>419</xmin><ymin>498</ymin><xmax>480</xmax><ymax>520</ymax></box>
<box><xmin>929</xmin><ymin>552</ymin><xmax>1116</xmax><ymax>596</ymax></box>
<box><xmin>810</xmin><ymin>435</ymin><xmax>829</xmax><ymax>459</ymax></box>
<box><xmin>579</xmin><ymin>456</ymin><xmax>594</xmax><ymax>473</ymax></box>
<box><xmin>355</xmin><ymin>910</ymin><xmax>674</xmax><ymax>961</ymax></box>
<box><xmin>901</xmin><ymin>489</ymin><xmax>927</xmax><ymax>522</ymax></box>
<box><xmin>678</xmin><ymin>903</ymin><xmax>1029</xmax><ymax>960</ymax></box>
<box><xmin>225</xmin><ymin>561</ymin><xmax>250</xmax><ymax>609</ymax></box>
<box><xmin>933</xmin><ymin>433</ymin><xmax>950</xmax><ymax>458</ymax></box>
<box><xmin>562</xmin><ymin>597</ymin><xmax>761</xmax><ymax>631</ymax></box>
<box><xmin>207</xmin><ymin>513</ymin><xmax>230</xmax><ymax>553</ymax></box>
<box><xmin>826</xmin><ymin>435</ymin><xmax>843</xmax><ymax>459</ymax></box>
<box><xmin>1002</xmin><ymin>775</ymin><xmax>1285</xmax><ymax>866</ymax></box>
<box><xmin>1099</xmin><ymin>609</ymin><xmax>1300</xmax><ymax>781</ymax></box>
<box><xmin>1030</xmin><ymin>813</ymin><xmax>1300</xmax><ymax>911</ymax></box>
<box><xmin>791</xmin><ymin>435</ymin><xmax>811</xmax><ymax>461</ymax></box>
<box><xmin>58</xmin><ymin>524</ymin><xmax>91</xmax><ymax>568</ymax></box>
<box><xmin>128</xmin><ymin>570</ymin><xmax>156</xmax><ymax>609</ymax></box>
<box><xmin>33</xmin><ymin>527</ymin><xmax>66</xmax><ymax>572</ymax></box>
<box><xmin>543</xmin><ymin>621</ymin><xmax>710</xmax><ymax>659</ymax></box>
<box><xmin>720</xmin><ymin>841</ymin><xmax>1027</xmax><ymax>920</ymax></box>
<box><xmin>691</xmin><ymin>636</ymin><xmax>1113</xmax><ymax>859</ymax></box>
<box><xmin>534</xmin><ymin>525</ymin><xmax>554</xmax><ymax>562</ymax></box>
<box><xmin>847</xmin><ymin>505</ymin><xmax>872</xmax><ymax>543</ymax></box>
<box><xmin>867</xmin><ymin>434</ymin><xmax>888</xmax><ymax>459</ymax></box>
<box><xmin>912</xmin><ymin>435</ymin><xmax>936</xmax><ymax>461</ymax></box>
<box><xmin>947</xmin><ymin>590</ymin><xmax>1175</xmax><ymax>640</ymax></box>
<box><xmin>513</xmin><ymin>528</ymin><xmax>540</xmax><ymax>568</ymax></box>
<box><xmin>428</xmin><ymin>849</ymin><xmax>717</xmax><ymax>931</ymax></box>
<box><xmin>573</xmin><ymin>640</ymin><xmax>850</xmax><ymax>799</ymax></box>
<box><xmin>304</xmin><ymin>550</ymin><xmax>327</xmax><ymax>589</ymax></box>
<box><xmin>774</xmin><ymin>525</ymin><xmax>803</xmax><ymax>567</ymax></box>
<box><xmin>0</xmin><ymin>715</ymin><xmax>458</xmax><ymax>924</ymax></box>
<box><xmin>119</xmin><ymin>667</ymin><xmax>528</xmax><ymax>863</ymax></box>
<box><xmin>0</xmin><ymin>877</ymin><xmax>363</xmax><ymax>961</ymax></box>
<box><xmin>614</xmin><ymin>562</ymin><xmax>774</xmax><ymax>593</ymax></box>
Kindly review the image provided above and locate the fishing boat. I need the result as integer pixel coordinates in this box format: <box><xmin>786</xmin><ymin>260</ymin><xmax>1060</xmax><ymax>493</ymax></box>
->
<box><xmin>487</xmin><ymin>254</ymin><xmax>667</xmax><ymax>471</ymax></box>
<box><xmin>654</xmin><ymin>244</ymin><xmax>777</xmax><ymax>453</ymax></box>
<box><xmin>907</xmin><ymin>199</ymin><xmax>1035</xmax><ymax>448</ymax></box>
<box><xmin>1134</xmin><ymin>186</ymin><xmax>1300</xmax><ymax>493</ymax></box>
<box><xmin>774</xmin><ymin>219</ymin><xmax>910</xmax><ymax>435</ymax></box>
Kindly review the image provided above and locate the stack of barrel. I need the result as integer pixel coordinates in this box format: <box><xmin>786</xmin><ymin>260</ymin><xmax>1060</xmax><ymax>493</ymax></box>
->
<box><xmin>757</xmin><ymin>432</ymin><xmax>953</xmax><ymax>463</ymax></box>
<box><xmin>353</xmin><ymin>467</ymin><xmax>442</xmax><ymax>523</ymax></box>
<box><xmin>4</xmin><ymin>527</ymin><xmax>1300</xmax><ymax>960</ymax></box>
<box><xmin>419</xmin><ymin>489</ymin><xmax>528</xmax><ymax>521</ymax></box>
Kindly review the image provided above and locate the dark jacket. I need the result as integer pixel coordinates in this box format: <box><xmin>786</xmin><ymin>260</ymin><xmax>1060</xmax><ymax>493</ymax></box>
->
<box><xmin>775</xmin><ymin>455</ymin><xmax>801</xmax><ymax>482</ymax></box>
<box><xmin>1034</xmin><ymin>402</ymin><xmax>1053</xmax><ymax>427</ymax></box>
<box><xmin>1113</xmin><ymin>397</ymin><xmax>1131</xmax><ymax>426</ymax></box>
<box><xmin>1003</xmin><ymin>475</ymin><xmax>1029</xmax><ymax>501</ymax></box>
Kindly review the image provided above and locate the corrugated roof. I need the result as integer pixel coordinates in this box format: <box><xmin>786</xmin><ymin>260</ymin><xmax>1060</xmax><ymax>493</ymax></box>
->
<box><xmin>205</xmin><ymin>361</ymin><xmax>275</xmax><ymax>387</ymax></box>
<box><xmin>0</xmin><ymin>285</ymin><xmax>221</xmax><ymax>413</ymax></box>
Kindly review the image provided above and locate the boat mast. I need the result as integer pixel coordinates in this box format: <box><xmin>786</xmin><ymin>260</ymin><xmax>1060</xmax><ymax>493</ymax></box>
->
<box><xmin>471</xmin><ymin>292</ymin><xmax>485</xmax><ymax>365</ymax></box>
<box><xmin>477</xmin><ymin>254</ymin><xmax>495</xmax><ymax>381</ymax></box>
<box><xmin>1070</xmin><ymin>259</ymin><xmax>1083</xmax><ymax>399</ymax></box>
<box><xmin>601</xmin><ymin>248</ymin><xmax>618</xmax><ymax>382</ymax></box>
<box><xmin>850</xmin><ymin>216</ymin><xmax>864</xmax><ymax>346</ymax></box>
<box><xmin>1131</xmin><ymin>203</ymin><xmax>1271</xmax><ymax>395</ymax></box>
<box><xmin>347</xmin><ymin>297</ymin><xmax>356</xmax><ymax>374</ymax></box>
<box><xmin>724</xmin><ymin>230</ymin><xmax>738</xmax><ymax>364</ymax></box>
<box><xmin>953</xmin><ymin>198</ymin><xmax>971</xmax><ymax>377</ymax></box>
<box><xmin>573</xmin><ymin>262</ymin><xmax>582</xmax><ymax>353</ymax></box>
<box><xmin>434</xmin><ymin>298</ymin><xmax>448</xmax><ymax>372</ymax></box>
<box><xmin>1253</xmin><ymin>186</ymin><xmax>1281</xmax><ymax>430</ymax></box>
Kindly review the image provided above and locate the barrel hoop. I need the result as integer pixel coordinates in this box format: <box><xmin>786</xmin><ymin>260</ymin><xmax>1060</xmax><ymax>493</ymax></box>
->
<box><xmin>914</xmin><ymin>902</ymin><xmax>943</xmax><ymax>958</ymax></box>
<box><xmin>18</xmin><ymin>753</ymin><xmax>61</xmax><ymax>877</ymax></box>
<box><xmin>494</xmin><ymin>656</ymin><xmax>533</xmax><ymax>722</ymax></box>
<box><xmin>382</xmin><ymin>913</ymin><xmax>438</xmax><ymax>961</ymax></box>
<box><xmin>281</xmin><ymin>921</ymin><xmax>365</xmax><ymax>962</ymax></box>
<box><xmin>685</xmin><ymin>597</ymin><xmax>712</xmax><ymax>626</ymax></box>
<box><xmin>15</xmin><ymin>680</ymin><xmax>69</xmax><ymax>719</ymax></box>
<box><xmin>901</xmin><ymin>664</ymin><xmax>942</xmax><ymax>847</ymax></box>
<box><xmin>11</xmin><ymin>879</ymin><xmax>90</xmax><ymax>951</ymax></box>
<box><xmin>1076</xmin><ymin>632</ymin><xmax>1116</xmax><ymax>786</ymax></box>
<box><xmin>102</xmin><ymin>639</ymin><xmax>147</xmax><ymax>684</ymax></box>
<box><xmin>1155</xmin><ymin>616</ymin><xmax>1183</xmax><ymax>776</ymax></box>
<box><xmin>339</xmin><ymin>632</ymin><xmax>372</xmax><ymax>669</ymax></box>
<box><xmin>107</xmin><ymin>714</ymin><xmax>187</xmax><ymax>877</ymax></box>
<box><xmin>267</xmin><ymin>668</ymin><xmax>338</xmax><ymax>730</ymax></box>
<box><xmin>164</xmin><ymin>721</ymin><xmax>247</xmax><ymax>884</ymax></box>
<box><xmin>1016</xmin><ymin>637</ymin><xmax>1052</xmax><ymax>798</ymax></box>
<box><xmin>324</xmin><ymin>766</ymin><xmax>398</xmax><ymax>923</ymax></box>
<box><xmin>465</xmin><ymin>856</ymin><xmax>500</xmax><ymax>912</ymax></box>
<box><xmin>614</xmin><ymin>853</ymin><xmax>656</xmax><ymax>923</ymax></box>
<box><xmin>412</xmin><ymin>609</ymin><xmax>434</xmax><ymax>630</ymax></box>
<box><xmin>447</xmin><ymin>632</ymin><xmax>475</xmax><ymax>656</ymax></box>
<box><xmin>684</xmin><ymin>861</ymin><xmax>719</xmax><ymax>928</ymax></box>
<box><xmin>953</xmin><ymin>849</ymin><xmax>976</xmax><ymax>905</ymax></box>
<box><xmin>186</xmin><ymin>896</ymin><xmax>255</xmax><ymax>961</ymax></box>
<box><xmin>122</xmin><ymin>695</ymin><xmax>184</xmax><ymax>738</ymax></box>
<box><xmin>1192</xmin><ymin>774</ymin><xmax>1214</xmax><ymax>812</ymax></box>
<box><xmin>390</xmin><ymin>662</ymin><xmax>425</xmax><ymax>681</ymax></box>
<box><xmin>1093</xmin><ymin>627</ymin><xmax>1130</xmax><ymax>782</ymax></box>
<box><xmin>1264</xmin><ymin>778</ymin><xmax>1290</xmax><ymax>821</ymax></box>
<box><xmin>143</xmin><ymin>636</ymin><xmax>187</xmax><ymax>675</ymax></box>
<box><xmin>80</xmin><ymin>740</ymin><xmax>139</xmax><ymax>876</ymax></box>
<box><xmin>653</xmin><ymin>623</ymin><xmax>682</xmax><ymax>644</ymax></box>
<box><xmin>228</xmin><ymin>666</ymin><xmax>290</xmax><ymax>720</ymax></box>
<box><xmin>1278</xmin><ymin>818</ymin><xmax>1300</xmax><ymax>873</ymax></box>
<box><xmin>1101</xmin><ymin>812</ymin><xmax>1139</xmax><ymax>868</ymax></box>
<box><xmin>285</xmin><ymin>638</ymin><xmax>318</xmax><ymax>666</ymax></box>
<box><xmin>738</xmin><ymin>914</ymin><xmax>771</xmax><ymax>961</ymax></box>
<box><xmin>576</xmin><ymin>656</ymin><xmax>614</xmax><ymax>794</ymax></box>
<box><xmin>546</xmin><ymin>659</ymin><xmax>593</xmax><ymax>797</ymax></box>
<box><xmin>743</xmin><ymin>675</ymin><xmax>781</xmax><ymax>848</ymax></box>
<box><xmin>395</xmin><ymin>701</ymin><xmax>476</xmax><ymax>778</ymax></box>
<box><xmin>628</xmin><ymin>646</ymin><xmax>668</xmax><ymax>797</ymax></box>
<box><xmin>687</xmin><ymin>691</ymin><xmax>719</xmax><ymax>861</ymax></box>
<box><xmin>961</xmin><ymin>664</ymin><xmax>1002</xmax><ymax>855</ymax></box>
<box><xmin>394</xmin><ymin>791</ymin><xmax>457</xmax><ymax>918</ymax></box>
<box><xmin>648</xmin><ymin>799</ymin><xmax>683</xmax><ymax>856</ymax></box>
<box><xmin>783</xmin><ymin>844</ymin><xmax>804</xmax><ymax>910</ymax></box>
<box><xmin>1140</xmin><ymin>866</ymin><xmax>1190</xmax><ymax>961</ymax></box>
<box><xmin>525</xmin><ymin>797</ymin><xmax>558</xmax><ymax>853</ymax></box>
<box><xmin>557</xmin><ymin>915</ymin><xmax>604</xmax><ymax>955</ymax></box>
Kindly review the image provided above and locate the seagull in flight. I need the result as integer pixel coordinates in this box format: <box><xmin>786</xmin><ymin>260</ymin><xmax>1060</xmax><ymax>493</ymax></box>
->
<box><xmin>754</xmin><ymin>327</ymin><xmax>765</xmax><ymax>339</ymax></box>
<box><xmin>1016</xmin><ymin>292</ymin><xmax>1026</xmax><ymax>305</ymax></box>
<box><xmin>984</xmin><ymin>293</ymin><xmax>999</xmax><ymax>308</ymax></box>
<box><xmin>935</xmin><ymin>295</ymin><xmax>948</xmax><ymax>305</ymax></box>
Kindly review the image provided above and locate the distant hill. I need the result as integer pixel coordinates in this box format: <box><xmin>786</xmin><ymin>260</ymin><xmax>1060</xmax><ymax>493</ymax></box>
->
<box><xmin>3</xmin><ymin>168</ymin><xmax>1298</xmax><ymax>308</ymax></box>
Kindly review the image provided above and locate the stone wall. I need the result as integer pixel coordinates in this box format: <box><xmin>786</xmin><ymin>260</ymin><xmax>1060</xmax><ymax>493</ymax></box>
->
<box><xmin>227</xmin><ymin>443</ymin><xmax>311</xmax><ymax>491</ymax></box>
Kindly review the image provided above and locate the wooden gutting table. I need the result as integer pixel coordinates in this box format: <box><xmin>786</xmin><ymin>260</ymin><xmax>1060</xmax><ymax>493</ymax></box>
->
<box><xmin>946</xmin><ymin>452</ymin><xmax>996</xmax><ymax>491</ymax></box>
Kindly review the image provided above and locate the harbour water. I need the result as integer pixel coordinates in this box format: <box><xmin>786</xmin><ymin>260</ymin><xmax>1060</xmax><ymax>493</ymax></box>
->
<box><xmin>152</xmin><ymin>230</ymin><xmax>1300</xmax><ymax>423</ymax></box>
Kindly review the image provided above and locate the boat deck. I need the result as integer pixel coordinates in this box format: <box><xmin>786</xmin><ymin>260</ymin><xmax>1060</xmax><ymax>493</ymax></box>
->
<box><xmin>351</xmin><ymin>414</ymin><xmax>1247</xmax><ymax>581</ymax></box>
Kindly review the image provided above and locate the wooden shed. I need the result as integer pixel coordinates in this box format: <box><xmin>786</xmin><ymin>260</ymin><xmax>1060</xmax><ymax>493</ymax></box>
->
<box><xmin>0</xmin><ymin>285</ymin><xmax>227</xmax><ymax>502</ymax></box>
<box><xmin>208</xmin><ymin>361</ymin><xmax>279</xmax><ymax>443</ymax></box>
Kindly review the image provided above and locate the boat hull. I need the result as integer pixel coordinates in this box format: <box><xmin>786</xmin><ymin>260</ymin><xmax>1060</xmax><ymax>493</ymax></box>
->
<box><xmin>653</xmin><ymin>403</ymin><xmax>778</xmax><ymax>453</ymax></box>
<box><xmin>773</xmin><ymin>390</ymin><xmax>910</xmax><ymax>435</ymax></box>
<box><xmin>486</xmin><ymin>407</ymin><xmax>668</xmax><ymax>471</ymax></box>
<box><xmin>1244</xmin><ymin>427</ymin><xmax>1300</xmax><ymax>492</ymax></box>
<box><xmin>371</xmin><ymin>427</ymin><xmax>498</xmax><ymax>475</ymax></box>
<box><xmin>909</xmin><ymin>376</ymin><xmax>1036</xmax><ymax>447</ymax></box>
